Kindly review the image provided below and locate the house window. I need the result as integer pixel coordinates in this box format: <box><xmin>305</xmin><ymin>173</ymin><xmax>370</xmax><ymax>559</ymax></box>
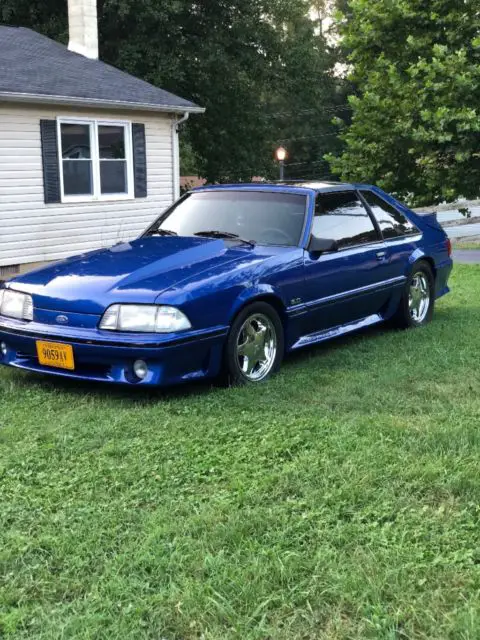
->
<box><xmin>58</xmin><ymin>119</ymin><xmax>133</xmax><ymax>201</ymax></box>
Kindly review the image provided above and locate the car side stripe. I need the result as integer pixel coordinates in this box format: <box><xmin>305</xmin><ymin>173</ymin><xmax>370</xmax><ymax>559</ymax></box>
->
<box><xmin>286</xmin><ymin>275</ymin><xmax>407</xmax><ymax>315</ymax></box>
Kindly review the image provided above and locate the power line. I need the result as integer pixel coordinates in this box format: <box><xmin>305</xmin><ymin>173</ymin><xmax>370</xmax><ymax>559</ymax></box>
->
<box><xmin>266</xmin><ymin>105</ymin><xmax>352</xmax><ymax>119</ymax></box>
<box><xmin>277</xmin><ymin>132</ymin><xmax>339</xmax><ymax>143</ymax></box>
<box><xmin>285</xmin><ymin>159</ymin><xmax>330</xmax><ymax>167</ymax></box>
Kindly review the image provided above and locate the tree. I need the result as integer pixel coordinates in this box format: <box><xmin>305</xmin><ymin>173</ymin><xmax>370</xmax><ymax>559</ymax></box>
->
<box><xmin>327</xmin><ymin>0</ymin><xmax>480</xmax><ymax>205</ymax></box>
<box><xmin>1</xmin><ymin>0</ymin><xmax>347</xmax><ymax>183</ymax></box>
<box><xmin>1</xmin><ymin>0</ymin><xmax>68</xmax><ymax>41</ymax></box>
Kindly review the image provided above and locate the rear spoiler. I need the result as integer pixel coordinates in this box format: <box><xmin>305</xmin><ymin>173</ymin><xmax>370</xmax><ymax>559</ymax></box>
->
<box><xmin>414</xmin><ymin>210</ymin><xmax>438</xmax><ymax>218</ymax></box>
<box><xmin>411</xmin><ymin>209</ymin><xmax>446</xmax><ymax>234</ymax></box>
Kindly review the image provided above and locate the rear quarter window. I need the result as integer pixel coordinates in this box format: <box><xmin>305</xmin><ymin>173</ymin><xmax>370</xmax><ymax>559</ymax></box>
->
<box><xmin>313</xmin><ymin>192</ymin><xmax>381</xmax><ymax>249</ymax></box>
<box><xmin>361</xmin><ymin>191</ymin><xmax>418</xmax><ymax>239</ymax></box>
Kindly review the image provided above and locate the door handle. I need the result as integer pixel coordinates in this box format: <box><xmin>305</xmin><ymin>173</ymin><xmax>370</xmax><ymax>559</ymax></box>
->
<box><xmin>376</xmin><ymin>251</ymin><xmax>387</xmax><ymax>261</ymax></box>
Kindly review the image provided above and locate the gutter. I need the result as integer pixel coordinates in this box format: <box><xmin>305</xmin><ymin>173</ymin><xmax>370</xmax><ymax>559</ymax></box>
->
<box><xmin>171</xmin><ymin>112</ymin><xmax>190</xmax><ymax>200</ymax></box>
<box><xmin>0</xmin><ymin>91</ymin><xmax>205</xmax><ymax>114</ymax></box>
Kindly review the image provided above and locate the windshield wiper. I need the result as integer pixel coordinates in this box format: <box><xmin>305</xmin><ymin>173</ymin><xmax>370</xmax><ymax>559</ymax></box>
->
<box><xmin>194</xmin><ymin>230</ymin><xmax>255</xmax><ymax>246</ymax></box>
<box><xmin>148</xmin><ymin>228</ymin><xmax>178</xmax><ymax>237</ymax></box>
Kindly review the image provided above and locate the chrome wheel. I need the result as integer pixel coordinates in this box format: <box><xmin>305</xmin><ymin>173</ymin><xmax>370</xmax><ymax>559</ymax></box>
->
<box><xmin>409</xmin><ymin>272</ymin><xmax>430</xmax><ymax>323</ymax></box>
<box><xmin>236</xmin><ymin>313</ymin><xmax>277</xmax><ymax>381</ymax></box>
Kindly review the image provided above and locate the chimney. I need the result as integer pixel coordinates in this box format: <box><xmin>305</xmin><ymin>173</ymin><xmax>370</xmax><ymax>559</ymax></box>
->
<box><xmin>68</xmin><ymin>0</ymin><xmax>99</xmax><ymax>59</ymax></box>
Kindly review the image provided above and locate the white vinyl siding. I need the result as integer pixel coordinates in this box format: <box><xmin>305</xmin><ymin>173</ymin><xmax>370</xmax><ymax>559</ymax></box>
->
<box><xmin>0</xmin><ymin>103</ymin><xmax>175</xmax><ymax>267</ymax></box>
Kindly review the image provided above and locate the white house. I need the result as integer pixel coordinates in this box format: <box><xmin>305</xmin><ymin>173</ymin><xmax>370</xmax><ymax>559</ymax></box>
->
<box><xmin>0</xmin><ymin>0</ymin><xmax>203</xmax><ymax>280</ymax></box>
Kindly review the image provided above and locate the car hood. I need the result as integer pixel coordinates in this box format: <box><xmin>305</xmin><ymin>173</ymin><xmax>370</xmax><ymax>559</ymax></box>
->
<box><xmin>8</xmin><ymin>237</ymin><xmax>270</xmax><ymax>314</ymax></box>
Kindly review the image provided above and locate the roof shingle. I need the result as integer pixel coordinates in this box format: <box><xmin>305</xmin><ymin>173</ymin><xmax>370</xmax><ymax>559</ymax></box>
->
<box><xmin>0</xmin><ymin>26</ymin><xmax>202</xmax><ymax>113</ymax></box>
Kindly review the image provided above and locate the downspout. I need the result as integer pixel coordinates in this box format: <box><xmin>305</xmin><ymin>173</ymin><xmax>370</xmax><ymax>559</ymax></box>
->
<box><xmin>171</xmin><ymin>112</ymin><xmax>190</xmax><ymax>200</ymax></box>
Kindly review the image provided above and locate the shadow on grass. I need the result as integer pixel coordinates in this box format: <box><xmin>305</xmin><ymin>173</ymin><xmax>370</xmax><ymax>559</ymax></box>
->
<box><xmin>10</xmin><ymin>367</ymin><xmax>217</xmax><ymax>404</ymax></box>
<box><xmin>284</xmin><ymin>304</ymin><xmax>459</xmax><ymax>367</ymax></box>
<box><xmin>284</xmin><ymin>322</ymin><xmax>388</xmax><ymax>367</ymax></box>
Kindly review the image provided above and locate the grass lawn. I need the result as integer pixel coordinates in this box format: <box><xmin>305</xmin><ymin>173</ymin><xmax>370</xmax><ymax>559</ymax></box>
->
<box><xmin>1</xmin><ymin>265</ymin><xmax>480</xmax><ymax>639</ymax></box>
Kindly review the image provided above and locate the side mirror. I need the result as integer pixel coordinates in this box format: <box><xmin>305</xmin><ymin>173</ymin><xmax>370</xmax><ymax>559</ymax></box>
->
<box><xmin>307</xmin><ymin>235</ymin><xmax>338</xmax><ymax>255</ymax></box>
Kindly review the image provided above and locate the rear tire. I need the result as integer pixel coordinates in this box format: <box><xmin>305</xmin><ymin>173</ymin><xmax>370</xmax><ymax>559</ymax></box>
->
<box><xmin>393</xmin><ymin>261</ymin><xmax>435</xmax><ymax>328</ymax></box>
<box><xmin>224</xmin><ymin>302</ymin><xmax>284</xmax><ymax>385</ymax></box>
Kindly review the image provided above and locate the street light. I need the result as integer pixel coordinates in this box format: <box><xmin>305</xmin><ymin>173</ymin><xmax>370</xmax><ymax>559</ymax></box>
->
<box><xmin>275</xmin><ymin>146</ymin><xmax>287</xmax><ymax>181</ymax></box>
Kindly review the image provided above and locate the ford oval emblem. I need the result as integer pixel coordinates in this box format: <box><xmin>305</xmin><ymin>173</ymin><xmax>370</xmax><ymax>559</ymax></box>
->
<box><xmin>56</xmin><ymin>315</ymin><xmax>69</xmax><ymax>325</ymax></box>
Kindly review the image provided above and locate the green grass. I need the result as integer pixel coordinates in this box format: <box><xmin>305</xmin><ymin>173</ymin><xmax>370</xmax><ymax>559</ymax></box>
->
<box><xmin>1</xmin><ymin>265</ymin><xmax>480</xmax><ymax>639</ymax></box>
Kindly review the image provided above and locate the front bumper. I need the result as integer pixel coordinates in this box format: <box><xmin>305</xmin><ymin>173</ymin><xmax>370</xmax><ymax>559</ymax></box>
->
<box><xmin>0</xmin><ymin>317</ymin><xmax>228</xmax><ymax>386</ymax></box>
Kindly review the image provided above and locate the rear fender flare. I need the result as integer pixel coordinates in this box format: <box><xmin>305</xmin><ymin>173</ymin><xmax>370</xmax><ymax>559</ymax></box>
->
<box><xmin>407</xmin><ymin>249</ymin><xmax>436</xmax><ymax>279</ymax></box>
<box><xmin>408</xmin><ymin>248</ymin><xmax>426</xmax><ymax>265</ymax></box>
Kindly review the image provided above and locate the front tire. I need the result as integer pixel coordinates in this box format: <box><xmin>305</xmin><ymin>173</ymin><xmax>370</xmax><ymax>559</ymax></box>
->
<box><xmin>225</xmin><ymin>302</ymin><xmax>284</xmax><ymax>385</ymax></box>
<box><xmin>393</xmin><ymin>261</ymin><xmax>435</xmax><ymax>328</ymax></box>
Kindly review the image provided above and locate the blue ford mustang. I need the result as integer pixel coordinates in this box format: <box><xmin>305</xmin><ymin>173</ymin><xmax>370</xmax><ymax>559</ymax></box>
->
<box><xmin>0</xmin><ymin>182</ymin><xmax>452</xmax><ymax>386</ymax></box>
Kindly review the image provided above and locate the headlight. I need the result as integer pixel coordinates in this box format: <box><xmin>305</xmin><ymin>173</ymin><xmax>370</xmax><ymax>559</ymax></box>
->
<box><xmin>99</xmin><ymin>304</ymin><xmax>192</xmax><ymax>333</ymax></box>
<box><xmin>0</xmin><ymin>289</ymin><xmax>33</xmax><ymax>321</ymax></box>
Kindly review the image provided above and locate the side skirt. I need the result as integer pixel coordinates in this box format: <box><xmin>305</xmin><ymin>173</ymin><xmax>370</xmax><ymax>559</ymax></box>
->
<box><xmin>289</xmin><ymin>313</ymin><xmax>384</xmax><ymax>351</ymax></box>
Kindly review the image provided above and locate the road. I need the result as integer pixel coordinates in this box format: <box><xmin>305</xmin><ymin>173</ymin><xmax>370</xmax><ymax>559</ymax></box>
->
<box><xmin>445</xmin><ymin>222</ymin><xmax>480</xmax><ymax>239</ymax></box>
<box><xmin>452</xmin><ymin>250</ymin><xmax>480</xmax><ymax>264</ymax></box>
<box><xmin>436</xmin><ymin>206</ymin><xmax>480</xmax><ymax>225</ymax></box>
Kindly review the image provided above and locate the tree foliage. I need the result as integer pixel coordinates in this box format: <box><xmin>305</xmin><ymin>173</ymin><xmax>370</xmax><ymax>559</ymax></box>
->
<box><xmin>1</xmin><ymin>0</ymin><xmax>347</xmax><ymax>183</ymax></box>
<box><xmin>328</xmin><ymin>0</ymin><xmax>480</xmax><ymax>205</ymax></box>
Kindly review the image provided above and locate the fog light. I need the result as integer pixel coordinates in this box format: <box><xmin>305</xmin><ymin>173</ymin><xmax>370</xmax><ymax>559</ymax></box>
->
<box><xmin>0</xmin><ymin>342</ymin><xmax>7</xmax><ymax>357</ymax></box>
<box><xmin>133</xmin><ymin>359</ymin><xmax>148</xmax><ymax>380</ymax></box>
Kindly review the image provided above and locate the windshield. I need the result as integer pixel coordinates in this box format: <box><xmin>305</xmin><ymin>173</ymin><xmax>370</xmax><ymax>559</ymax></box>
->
<box><xmin>145</xmin><ymin>191</ymin><xmax>307</xmax><ymax>247</ymax></box>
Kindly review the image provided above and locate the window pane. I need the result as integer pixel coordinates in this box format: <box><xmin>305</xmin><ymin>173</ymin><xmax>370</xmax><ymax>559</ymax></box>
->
<box><xmin>362</xmin><ymin>191</ymin><xmax>417</xmax><ymax>239</ymax></box>
<box><xmin>63</xmin><ymin>159</ymin><xmax>93</xmax><ymax>195</ymax></box>
<box><xmin>100</xmin><ymin>160</ymin><xmax>127</xmax><ymax>194</ymax></box>
<box><xmin>313</xmin><ymin>192</ymin><xmax>379</xmax><ymax>249</ymax></box>
<box><xmin>61</xmin><ymin>123</ymin><xmax>91</xmax><ymax>159</ymax></box>
<box><xmin>98</xmin><ymin>125</ymin><xmax>126</xmax><ymax>159</ymax></box>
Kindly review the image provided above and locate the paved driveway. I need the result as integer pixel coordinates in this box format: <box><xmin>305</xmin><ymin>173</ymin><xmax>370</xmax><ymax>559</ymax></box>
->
<box><xmin>453</xmin><ymin>250</ymin><xmax>480</xmax><ymax>264</ymax></box>
<box><xmin>435</xmin><ymin>206</ymin><xmax>480</xmax><ymax>225</ymax></box>
<box><xmin>445</xmin><ymin>223</ymin><xmax>480</xmax><ymax>239</ymax></box>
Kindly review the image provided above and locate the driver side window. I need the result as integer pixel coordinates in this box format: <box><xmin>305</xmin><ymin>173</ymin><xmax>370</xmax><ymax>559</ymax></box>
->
<box><xmin>313</xmin><ymin>192</ymin><xmax>380</xmax><ymax>250</ymax></box>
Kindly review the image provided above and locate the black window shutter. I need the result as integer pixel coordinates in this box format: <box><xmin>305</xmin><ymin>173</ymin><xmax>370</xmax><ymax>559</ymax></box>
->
<box><xmin>40</xmin><ymin>119</ymin><xmax>61</xmax><ymax>204</ymax></box>
<box><xmin>132</xmin><ymin>123</ymin><xmax>147</xmax><ymax>198</ymax></box>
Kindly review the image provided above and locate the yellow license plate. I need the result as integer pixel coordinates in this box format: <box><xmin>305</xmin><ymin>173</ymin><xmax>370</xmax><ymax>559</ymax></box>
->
<box><xmin>36</xmin><ymin>341</ymin><xmax>75</xmax><ymax>370</ymax></box>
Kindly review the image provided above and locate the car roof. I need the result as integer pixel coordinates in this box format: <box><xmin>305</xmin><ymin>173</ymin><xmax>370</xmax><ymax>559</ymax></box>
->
<box><xmin>192</xmin><ymin>181</ymin><xmax>372</xmax><ymax>195</ymax></box>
